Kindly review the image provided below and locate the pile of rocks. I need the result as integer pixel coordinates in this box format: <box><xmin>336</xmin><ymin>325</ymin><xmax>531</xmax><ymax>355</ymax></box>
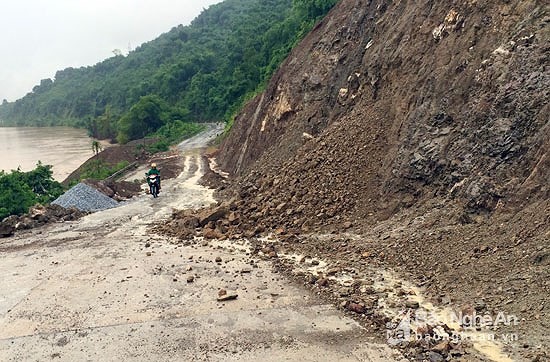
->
<box><xmin>52</xmin><ymin>182</ymin><xmax>119</xmax><ymax>212</ymax></box>
<box><xmin>0</xmin><ymin>204</ymin><xmax>87</xmax><ymax>238</ymax></box>
<box><xmin>157</xmin><ymin>198</ymin><xmax>315</xmax><ymax>242</ymax></box>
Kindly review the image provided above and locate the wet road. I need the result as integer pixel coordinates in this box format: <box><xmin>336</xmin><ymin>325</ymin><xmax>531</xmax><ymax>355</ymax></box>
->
<box><xmin>0</xmin><ymin>129</ymin><xmax>404</xmax><ymax>361</ymax></box>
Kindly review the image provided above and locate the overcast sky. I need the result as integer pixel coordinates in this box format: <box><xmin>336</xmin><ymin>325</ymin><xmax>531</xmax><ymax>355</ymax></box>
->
<box><xmin>0</xmin><ymin>0</ymin><xmax>222</xmax><ymax>102</ymax></box>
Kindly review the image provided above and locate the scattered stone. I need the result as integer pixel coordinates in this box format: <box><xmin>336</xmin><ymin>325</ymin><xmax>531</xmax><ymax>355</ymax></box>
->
<box><xmin>347</xmin><ymin>302</ymin><xmax>366</xmax><ymax>314</ymax></box>
<box><xmin>187</xmin><ymin>276</ymin><xmax>195</xmax><ymax>283</ymax></box>
<box><xmin>317</xmin><ymin>278</ymin><xmax>329</xmax><ymax>287</ymax></box>
<box><xmin>0</xmin><ymin>222</ymin><xmax>15</xmax><ymax>238</ymax></box>
<box><xmin>198</xmin><ymin>205</ymin><xmax>229</xmax><ymax>226</ymax></box>
<box><xmin>56</xmin><ymin>336</ymin><xmax>69</xmax><ymax>347</ymax></box>
<box><xmin>474</xmin><ymin>300</ymin><xmax>486</xmax><ymax>311</ymax></box>
<box><xmin>217</xmin><ymin>292</ymin><xmax>238</xmax><ymax>302</ymax></box>
<box><xmin>428</xmin><ymin>351</ymin><xmax>445</xmax><ymax>362</ymax></box>
<box><xmin>0</xmin><ymin>204</ymin><xmax>86</xmax><ymax>236</ymax></box>
<box><xmin>431</xmin><ymin>341</ymin><xmax>450</xmax><ymax>354</ymax></box>
<box><xmin>203</xmin><ymin>228</ymin><xmax>224</xmax><ymax>239</ymax></box>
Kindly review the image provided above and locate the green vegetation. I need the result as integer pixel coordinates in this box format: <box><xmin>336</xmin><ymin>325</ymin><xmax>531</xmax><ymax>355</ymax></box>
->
<box><xmin>77</xmin><ymin>160</ymin><xmax>130</xmax><ymax>182</ymax></box>
<box><xmin>0</xmin><ymin>0</ymin><xmax>338</xmax><ymax>141</ymax></box>
<box><xmin>0</xmin><ymin>163</ymin><xmax>64</xmax><ymax>220</ymax></box>
<box><xmin>147</xmin><ymin>121</ymin><xmax>205</xmax><ymax>152</ymax></box>
<box><xmin>116</xmin><ymin>95</ymin><xmax>169</xmax><ymax>144</ymax></box>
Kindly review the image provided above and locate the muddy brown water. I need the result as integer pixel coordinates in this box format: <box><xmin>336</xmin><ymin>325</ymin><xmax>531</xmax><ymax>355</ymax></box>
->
<box><xmin>0</xmin><ymin>127</ymin><xmax>92</xmax><ymax>180</ymax></box>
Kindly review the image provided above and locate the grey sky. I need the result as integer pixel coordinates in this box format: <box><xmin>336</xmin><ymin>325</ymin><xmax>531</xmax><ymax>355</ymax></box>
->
<box><xmin>0</xmin><ymin>0</ymin><xmax>222</xmax><ymax>102</ymax></box>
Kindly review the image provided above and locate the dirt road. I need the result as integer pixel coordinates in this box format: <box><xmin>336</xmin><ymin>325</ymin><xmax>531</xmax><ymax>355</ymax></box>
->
<box><xmin>0</xmin><ymin>130</ymin><xmax>403</xmax><ymax>361</ymax></box>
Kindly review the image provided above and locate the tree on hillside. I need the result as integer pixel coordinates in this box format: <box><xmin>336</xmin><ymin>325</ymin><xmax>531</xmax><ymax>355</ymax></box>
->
<box><xmin>21</xmin><ymin>162</ymin><xmax>64</xmax><ymax>203</ymax></box>
<box><xmin>293</xmin><ymin>0</ymin><xmax>338</xmax><ymax>18</ymax></box>
<box><xmin>90</xmin><ymin>105</ymin><xmax>118</xmax><ymax>140</ymax></box>
<box><xmin>117</xmin><ymin>95</ymin><xmax>168</xmax><ymax>143</ymax></box>
<box><xmin>92</xmin><ymin>140</ymin><xmax>102</xmax><ymax>156</ymax></box>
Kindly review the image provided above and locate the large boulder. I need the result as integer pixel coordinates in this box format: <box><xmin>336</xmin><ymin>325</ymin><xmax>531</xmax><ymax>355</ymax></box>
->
<box><xmin>0</xmin><ymin>217</ymin><xmax>15</xmax><ymax>238</ymax></box>
<box><xmin>198</xmin><ymin>205</ymin><xmax>229</xmax><ymax>227</ymax></box>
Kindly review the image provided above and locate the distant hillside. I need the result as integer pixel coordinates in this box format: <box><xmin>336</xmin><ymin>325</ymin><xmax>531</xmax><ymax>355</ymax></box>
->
<box><xmin>0</xmin><ymin>0</ymin><xmax>338</xmax><ymax>141</ymax></box>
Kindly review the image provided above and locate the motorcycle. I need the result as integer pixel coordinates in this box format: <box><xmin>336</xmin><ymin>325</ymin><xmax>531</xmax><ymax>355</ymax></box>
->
<box><xmin>146</xmin><ymin>174</ymin><xmax>160</xmax><ymax>198</ymax></box>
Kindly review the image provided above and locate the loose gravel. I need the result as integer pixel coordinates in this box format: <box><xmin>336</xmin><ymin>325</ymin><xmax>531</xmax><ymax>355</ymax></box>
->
<box><xmin>52</xmin><ymin>183</ymin><xmax>119</xmax><ymax>212</ymax></box>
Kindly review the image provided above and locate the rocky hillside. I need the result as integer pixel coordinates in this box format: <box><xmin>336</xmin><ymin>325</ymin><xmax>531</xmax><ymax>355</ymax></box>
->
<box><xmin>219</xmin><ymin>0</ymin><xmax>548</xmax><ymax>222</ymax></box>
<box><xmin>206</xmin><ymin>0</ymin><xmax>549</xmax><ymax>360</ymax></box>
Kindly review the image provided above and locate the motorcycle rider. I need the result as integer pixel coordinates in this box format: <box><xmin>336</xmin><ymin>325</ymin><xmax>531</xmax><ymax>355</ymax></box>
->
<box><xmin>146</xmin><ymin>163</ymin><xmax>161</xmax><ymax>191</ymax></box>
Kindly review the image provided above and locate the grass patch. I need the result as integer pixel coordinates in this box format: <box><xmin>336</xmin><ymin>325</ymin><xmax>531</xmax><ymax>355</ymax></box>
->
<box><xmin>77</xmin><ymin>160</ymin><xmax>130</xmax><ymax>182</ymax></box>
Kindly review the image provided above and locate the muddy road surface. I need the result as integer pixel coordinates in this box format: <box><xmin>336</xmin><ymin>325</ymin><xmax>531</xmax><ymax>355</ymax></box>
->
<box><xmin>0</xmin><ymin>130</ymin><xmax>403</xmax><ymax>361</ymax></box>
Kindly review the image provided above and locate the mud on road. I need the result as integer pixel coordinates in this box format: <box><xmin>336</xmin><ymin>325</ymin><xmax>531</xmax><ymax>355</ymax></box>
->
<box><xmin>0</xmin><ymin>132</ymin><xmax>403</xmax><ymax>362</ymax></box>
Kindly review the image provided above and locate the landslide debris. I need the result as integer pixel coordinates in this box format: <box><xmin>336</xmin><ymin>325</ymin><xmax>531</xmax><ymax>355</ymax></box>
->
<box><xmin>219</xmin><ymin>0</ymin><xmax>548</xmax><ymax>221</ymax></box>
<box><xmin>62</xmin><ymin>139</ymin><xmax>154</xmax><ymax>185</ymax></box>
<box><xmin>158</xmin><ymin>0</ymin><xmax>548</xmax><ymax>360</ymax></box>
<box><xmin>82</xmin><ymin>179</ymin><xmax>142</xmax><ymax>201</ymax></box>
<box><xmin>0</xmin><ymin>204</ymin><xmax>87</xmax><ymax>238</ymax></box>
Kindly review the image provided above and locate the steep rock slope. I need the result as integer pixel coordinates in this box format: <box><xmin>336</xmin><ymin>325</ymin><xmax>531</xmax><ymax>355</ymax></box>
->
<box><xmin>219</xmin><ymin>0</ymin><xmax>548</xmax><ymax>222</ymax></box>
<box><xmin>212</xmin><ymin>1</ymin><xmax>549</xmax><ymax>359</ymax></box>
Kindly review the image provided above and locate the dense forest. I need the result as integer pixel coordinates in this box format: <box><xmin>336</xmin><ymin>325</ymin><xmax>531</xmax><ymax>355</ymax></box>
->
<box><xmin>0</xmin><ymin>0</ymin><xmax>338</xmax><ymax>144</ymax></box>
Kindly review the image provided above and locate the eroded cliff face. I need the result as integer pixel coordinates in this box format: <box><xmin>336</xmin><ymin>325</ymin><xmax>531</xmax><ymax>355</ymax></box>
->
<box><xmin>218</xmin><ymin>0</ymin><xmax>548</xmax><ymax>221</ymax></box>
<box><xmin>163</xmin><ymin>3</ymin><xmax>550</xmax><ymax>359</ymax></box>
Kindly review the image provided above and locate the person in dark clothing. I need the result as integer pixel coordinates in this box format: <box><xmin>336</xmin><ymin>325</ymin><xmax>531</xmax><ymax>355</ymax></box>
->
<box><xmin>146</xmin><ymin>163</ymin><xmax>161</xmax><ymax>190</ymax></box>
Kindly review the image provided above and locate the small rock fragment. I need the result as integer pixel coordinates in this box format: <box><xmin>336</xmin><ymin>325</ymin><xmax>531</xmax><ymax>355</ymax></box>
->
<box><xmin>347</xmin><ymin>302</ymin><xmax>366</xmax><ymax>314</ymax></box>
<box><xmin>405</xmin><ymin>300</ymin><xmax>420</xmax><ymax>309</ymax></box>
<box><xmin>217</xmin><ymin>293</ymin><xmax>238</xmax><ymax>302</ymax></box>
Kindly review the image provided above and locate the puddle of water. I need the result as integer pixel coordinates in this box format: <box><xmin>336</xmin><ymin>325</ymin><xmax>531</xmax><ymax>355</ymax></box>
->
<box><xmin>277</xmin><ymin>252</ymin><xmax>329</xmax><ymax>274</ymax></box>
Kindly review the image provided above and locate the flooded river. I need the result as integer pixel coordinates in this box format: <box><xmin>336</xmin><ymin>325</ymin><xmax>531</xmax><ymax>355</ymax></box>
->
<box><xmin>0</xmin><ymin>127</ymin><xmax>92</xmax><ymax>181</ymax></box>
